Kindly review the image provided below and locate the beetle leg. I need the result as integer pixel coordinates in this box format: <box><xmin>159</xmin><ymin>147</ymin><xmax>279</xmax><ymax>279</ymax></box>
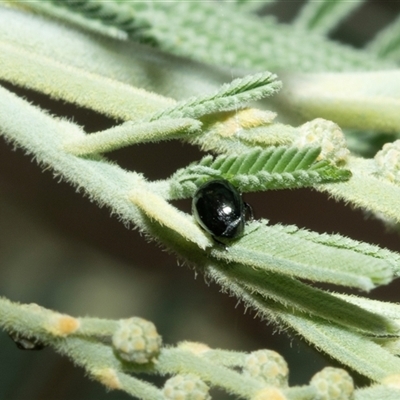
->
<box><xmin>244</xmin><ymin>202</ymin><xmax>254</xmax><ymax>221</ymax></box>
<box><xmin>212</xmin><ymin>237</ymin><xmax>228</xmax><ymax>250</ymax></box>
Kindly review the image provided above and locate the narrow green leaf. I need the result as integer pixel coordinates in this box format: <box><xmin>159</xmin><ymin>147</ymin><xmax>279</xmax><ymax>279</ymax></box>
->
<box><xmin>294</xmin><ymin>147</ymin><xmax>322</xmax><ymax>170</ymax></box>
<box><xmin>280</xmin><ymin>311</ymin><xmax>400</xmax><ymax>382</ymax></box>
<box><xmin>237</xmin><ymin>149</ymin><xmax>261</xmax><ymax>174</ymax></box>
<box><xmin>227</xmin><ymin>154</ymin><xmax>248</xmax><ymax>175</ymax></box>
<box><xmin>374</xmin><ymin>338</ymin><xmax>400</xmax><ymax>356</ymax></box>
<box><xmin>264</xmin><ymin>147</ymin><xmax>287</xmax><ymax>172</ymax></box>
<box><xmin>220</xmin><ymin>157</ymin><xmax>238</xmax><ymax>176</ymax></box>
<box><xmin>334</xmin><ymin>294</ymin><xmax>400</xmax><ymax>324</ymax></box>
<box><xmin>271</xmin><ymin>147</ymin><xmax>298</xmax><ymax>173</ymax></box>
<box><xmin>246</xmin><ymin>148</ymin><xmax>270</xmax><ymax>174</ymax></box>
<box><xmin>283</xmin><ymin>147</ymin><xmax>311</xmax><ymax>172</ymax></box>
<box><xmin>215</xmin><ymin>262</ymin><xmax>392</xmax><ymax>335</ymax></box>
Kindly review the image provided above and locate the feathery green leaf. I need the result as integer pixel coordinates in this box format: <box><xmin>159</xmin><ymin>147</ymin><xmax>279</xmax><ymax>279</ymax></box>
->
<box><xmin>150</xmin><ymin>72</ymin><xmax>282</xmax><ymax>121</ymax></box>
<box><xmin>63</xmin><ymin>72</ymin><xmax>281</xmax><ymax>155</ymax></box>
<box><xmin>168</xmin><ymin>146</ymin><xmax>351</xmax><ymax>199</ymax></box>
<box><xmin>51</xmin><ymin>0</ymin><xmax>153</xmax><ymax>41</ymax></box>
<box><xmin>45</xmin><ymin>0</ymin><xmax>394</xmax><ymax>72</ymax></box>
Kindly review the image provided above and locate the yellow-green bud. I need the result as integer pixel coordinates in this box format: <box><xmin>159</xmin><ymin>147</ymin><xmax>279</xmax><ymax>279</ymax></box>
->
<box><xmin>374</xmin><ymin>140</ymin><xmax>400</xmax><ymax>184</ymax></box>
<box><xmin>112</xmin><ymin>317</ymin><xmax>161</xmax><ymax>364</ymax></box>
<box><xmin>243</xmin><ymin>350</ymin><xmax>289</xmax><ymax>387</ymax></box>
<box><xmin>163</xmin><ymin>374</ymin><xmax>211</xmax><ymax>400</ymax></box>
<box><xmin>295</xmin><ymin>118</ymin><xmax>349</xmax><ymax>165</ymax></box>
<box><xmin>310</xmin><ymin>367</ymin><xmax>354</xmax><ymax>400</ymax></box>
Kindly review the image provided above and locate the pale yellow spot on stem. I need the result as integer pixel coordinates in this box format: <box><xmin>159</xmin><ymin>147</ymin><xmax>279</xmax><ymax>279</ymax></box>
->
<box><xmin>383</xmin><ymin>374</ymin><xmax>400</xmax><ymax>389</ymax></box>
<box><xmin>46</xmin><ymin>314</ymin><xmax>80</xmax><ymax>336</ymax></box>
<box><xmin>215</xmin><ymin>109</ymin><xmax>276</xmax><ymax>138</ymax></box>
<box><xmin>94</xmin><ymin>368</ymin><xmax>122</xmax><ymax>390</ymax></box>
<box><xmin>178</xmin><ymin>341</ymin><xmax>210</xmax><ymax>356</ymax></box>
<box><xmin>252</xmin><ymin>388</ymin><xmax>287</xmax><ymax>400</ymax></box>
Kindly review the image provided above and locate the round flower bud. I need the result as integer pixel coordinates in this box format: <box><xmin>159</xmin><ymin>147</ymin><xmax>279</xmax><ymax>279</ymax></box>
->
<box><xmin>310</xmin><ymin>367</ymin><xmax>354</xmax><ymax>400</ymax></box>
<box><xmin>374</xmin><ymin>140</ymin><xmax>400</xmax><ymax>184</ymax></box>
<box><xmin>294</xmin><ymin>118</ymin><xmax>349</xmax><ymax>165</ymax></box>
<box><xmin>243</xmin><ymin>350</ymin><xmax>289</xmax><ymax>387</ymax></box>
<box><xmin>112</xmin><ymin>317</ymin><xmax>161</xmax><ymax>364</ymax></box>
<box><xmin>163</xmin><ymin>374</ymin><xmax>211</xmax><ymax>400</ymax></box>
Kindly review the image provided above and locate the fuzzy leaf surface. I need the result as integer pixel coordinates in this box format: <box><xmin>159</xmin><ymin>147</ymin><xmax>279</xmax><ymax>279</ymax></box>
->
<box><xmin>211</xmin><ymin>220</ymin><xmax>394</xmax><ymax>290</ymax></box>
<box><xmin>280</xmin><ymin>311</ymin><xmax>400</xmax><ymax>382</ymax></box>
<box><xmin>319</xmin><ymin>156</ymin><xmax>400</xmax><ymax>227</ymax></box>
<box><xmin>215</xmin><ymin>262</ymin><xmax>392</xmax><ymax>335</ymax></box>
<box><xmin>207</xmin><ymin>269</ymin><xmax>400</xmax><ymax>381</ymax></box>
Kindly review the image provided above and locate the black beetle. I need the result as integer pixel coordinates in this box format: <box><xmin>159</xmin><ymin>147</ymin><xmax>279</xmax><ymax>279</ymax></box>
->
<box><xmin>8</xmin><ymin>332</ymin><xmax>45</xmax><ymax>351</ymax></box>
<box><xmin>192</xmin><ymin>179</ymin><xmax>252</xmax><ymax>244</ymax></box>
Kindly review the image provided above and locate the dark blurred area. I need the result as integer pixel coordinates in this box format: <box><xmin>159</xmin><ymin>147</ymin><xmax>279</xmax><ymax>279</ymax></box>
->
<box><xmin>1</xmin><ymin>1</ymin><xmax>400</xmax><ymax>399</ymax></box>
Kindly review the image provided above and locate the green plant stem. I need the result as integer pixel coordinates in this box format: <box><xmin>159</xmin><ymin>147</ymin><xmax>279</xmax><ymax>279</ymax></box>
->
<box><xmin>64</xmin><ymin>118</ymin><xmax>201</xmax><ymax>156</ymax></box>
<box><xmin>154</xmin><ymin>348</ymin><xmax>264</xmax><ymax>398</ymax></box>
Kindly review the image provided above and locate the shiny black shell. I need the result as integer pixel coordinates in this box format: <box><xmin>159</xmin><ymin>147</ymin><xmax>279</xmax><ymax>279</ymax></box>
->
<box><xmin>192</xmin><ymin>179</ymin><xmax>245</xmax><ymax>241</ymax></box>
